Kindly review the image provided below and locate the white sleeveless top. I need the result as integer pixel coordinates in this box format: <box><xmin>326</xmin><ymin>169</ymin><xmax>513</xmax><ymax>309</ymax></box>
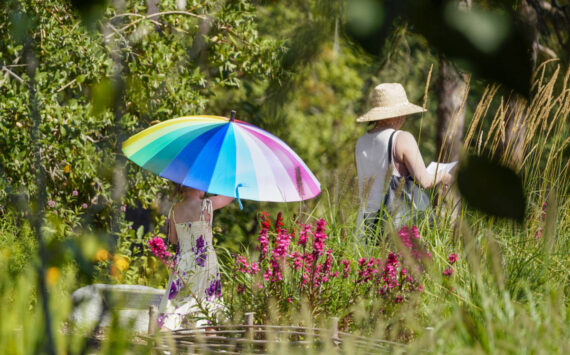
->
<box><xmin>355</xmin><ymin>128</ymin><xmax>400</xmax><ymax>213</ymax></box>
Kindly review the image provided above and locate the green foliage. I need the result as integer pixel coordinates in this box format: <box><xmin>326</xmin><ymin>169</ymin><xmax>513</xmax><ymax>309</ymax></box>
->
<box><xmin>222</xmin><ymin>212</ymin><xmax>428</xmax><ymax>336</ymax></box>
<box><xmin>0</xmin><ymin>211</ymin><xmax>36</xmax><ymax>274</ymax></box>
<box><xmin>0</xmin><ymin>0</ymin><xmax>286</xmax><ymax>260</ymax></box>
<box><xmin>0</xmin><ymin>0</ymin><xmax>569</xmax><ymax>353</ymax></box>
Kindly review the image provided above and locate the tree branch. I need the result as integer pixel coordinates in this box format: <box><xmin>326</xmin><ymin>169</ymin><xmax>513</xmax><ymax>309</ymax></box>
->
<box><xmin>1</xmin><ymin>66</ymin><xmax>25</xmax><ymax>84</ymax></box>
<box><xmin>537</xmin><ymin>43</ymin><xmax>558</xmax><ymax>58</ymax></box>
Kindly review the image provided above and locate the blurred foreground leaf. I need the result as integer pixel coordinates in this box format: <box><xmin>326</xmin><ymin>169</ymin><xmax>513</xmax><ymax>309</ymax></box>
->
<box><xmin>90</xmin><ymin>78</ymin><xmax>117</xmax><ymax>116</ymax></box>
<box><xmin>343</xmin><ymin>0</ymin><xmax>534</xmax><ymax>96</ymax></box>
<box><xmin>66</xmin><ymin>0</ymin><xmax>109</xmax><ymax>32</ymax></box>
<box><xmin>457</xmin><ymin>154</ymin><xmax>526</xmax><ymax>222</ymax></box>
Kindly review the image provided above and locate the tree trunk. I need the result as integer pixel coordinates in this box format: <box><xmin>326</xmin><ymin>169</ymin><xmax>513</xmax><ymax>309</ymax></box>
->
<box><xmin>436</xmin><ymin>58</ymin><xmax>467</xmax><ymax>163</ymax></box>
<box><xmin>503</xmin><ymin>0</ymin><xmax>539</xmax><ymax>167</ymax></box>
<box><xmin>435</xmin><ymin>0</ymin><xmax>470</xmax><ymax>163</ymax></box>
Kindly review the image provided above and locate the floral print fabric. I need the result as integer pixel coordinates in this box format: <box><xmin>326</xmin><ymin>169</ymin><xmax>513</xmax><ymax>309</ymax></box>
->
<box><xmin>157</xmin><ymin>199</ymin><xmax>223</xmax><ymax>330</ymax></box>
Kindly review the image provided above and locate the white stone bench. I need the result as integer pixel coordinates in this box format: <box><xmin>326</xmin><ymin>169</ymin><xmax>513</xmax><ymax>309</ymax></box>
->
<box><xmin>70</xmin><ymin>284</ymin><xmax>164</xmax><ymax>333</ymax></box>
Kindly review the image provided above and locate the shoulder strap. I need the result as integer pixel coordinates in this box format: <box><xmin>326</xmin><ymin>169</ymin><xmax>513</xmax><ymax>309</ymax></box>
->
<box><xmin>200</xmin><ymin>198</ymin><xmax>213</xmax><ymax>224</ymax></box>
<box><xmin>387</xmin><ymin>130</ymin><xmax>397</xmax><ymax>165</ymax></box>
<box><xmin>169</xmin><ymin>205</ymin><xmax>176</xmax><ymax>224</ymax></box>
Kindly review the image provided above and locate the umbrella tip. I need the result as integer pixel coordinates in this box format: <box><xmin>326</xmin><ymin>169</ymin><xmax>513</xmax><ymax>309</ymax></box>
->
<box><xmin>230</xmin><ymin>110</ymin><xmax>236</xmax><ymax>122</ymax></box>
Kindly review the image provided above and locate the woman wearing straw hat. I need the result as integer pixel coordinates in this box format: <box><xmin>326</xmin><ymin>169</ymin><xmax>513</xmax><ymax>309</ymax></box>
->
<box><xmin>355</xmin><ymin>83</ymin><xmax>453</xmax><ymax>239</ymax></box>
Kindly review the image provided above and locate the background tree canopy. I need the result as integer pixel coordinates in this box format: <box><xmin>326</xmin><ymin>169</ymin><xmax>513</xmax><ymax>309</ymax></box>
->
<box><xmin>1</xmin><ymin>0</ymin><xmax>568</xmax><ymax>252</ymax></box>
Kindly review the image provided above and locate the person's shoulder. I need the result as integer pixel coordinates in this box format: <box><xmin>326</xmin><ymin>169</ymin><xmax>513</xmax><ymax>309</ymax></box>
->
<box><xmin>396</xmin><ymin>130</ymin><xmax>417</xmax><ymax>143</ymax></box>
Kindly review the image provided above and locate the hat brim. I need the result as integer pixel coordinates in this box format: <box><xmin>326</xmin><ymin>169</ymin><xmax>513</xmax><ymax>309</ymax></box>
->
<box><xmin>356</xmin><ymin>103</ymin><xmax>427</xmax><ymax>123</ymax></box>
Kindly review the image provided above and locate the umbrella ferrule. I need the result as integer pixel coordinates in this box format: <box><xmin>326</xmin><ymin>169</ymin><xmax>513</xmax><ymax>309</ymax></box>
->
<box><xmin>230</xmin><ymin>110</ymin><xmax>236</xmax><ymax>122</ymax></box>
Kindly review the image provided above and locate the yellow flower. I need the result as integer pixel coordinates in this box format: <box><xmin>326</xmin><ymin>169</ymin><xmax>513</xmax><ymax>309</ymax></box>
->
<box><xmin>113</xmin><ymin>255</ymin><xmax>130</xmax><ymax>272</ymax></box>
<box><xmin>93</xmin><ymin>248</ymin><xmax>111</xmax><ymax>262</ymax></box>
<box><xmin>46</xmin><ymin>267</ymin><xmax>60</xmax><ymax>286</ymax></box>
<box><xmin>64</xmin><ymin>164</ymin><xmax>70</xmax><ymax>174</ymax></box>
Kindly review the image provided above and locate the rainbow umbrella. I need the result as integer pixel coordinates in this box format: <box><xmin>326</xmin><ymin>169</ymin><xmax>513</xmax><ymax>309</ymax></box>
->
<box><xmin>122</xmin><ymin>113</ymin><xmax>320</xmax><ymax>206</ymax></box>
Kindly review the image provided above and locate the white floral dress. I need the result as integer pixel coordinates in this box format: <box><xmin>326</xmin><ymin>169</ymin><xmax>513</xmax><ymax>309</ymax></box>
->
<box><xmin>157</xmin><ymin>199</ymin><xmax>223</xmax><ymax>330</ymax></box>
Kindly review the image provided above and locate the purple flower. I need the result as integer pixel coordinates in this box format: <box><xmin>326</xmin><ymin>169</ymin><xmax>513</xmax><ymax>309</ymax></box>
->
<box><xmin>205</xmin><ymin>278</ymin><xmax>222</xmax><ymax>298</ymax></box>
<box><xmin>196</xmin><ymin>235</ymin><xmax>205</xmax><ymax>250</ymax></box>
<box><xmin>157</xmin><ymin>313</ymin><xmax>166</xmax><ymax>328</ymax></box>
<box><xmin>169</xmin><ymin>279</ymin><xmax>181</xmax><ymax>300</ymax></box>
<box><xmin>193</xmin><ymin>236</ymin><xmax>207</xmax><ymax>267</ymax></box>
<box><xmin>196</xmin><ymin>252</ymin><xmax>207</xmax><ymax>267</ymax></box>
<box><xmin>120</xmin><ymin>205</ymin><xmax>127</xmax><ymax>213</ymax></box>
<box><xmin>48</xmin><ymin>200</ymin><xmax>55</xmax><ymax>208</ymax></box>
<box><xmin>81</xmin><ymin>203</ymin><xmax>88</xmax><ymax>209</ymax></box>
<box><xmin>72</xmin><ymin>190</ymin><xmax>78</xmax><ymax>197</ymax></box>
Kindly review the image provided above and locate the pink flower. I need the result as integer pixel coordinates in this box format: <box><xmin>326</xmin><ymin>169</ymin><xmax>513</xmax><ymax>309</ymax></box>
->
<box><xmin>311</xmin><ymin>219</ymin><xmax>328</xmax><ymax>257</ymax></box>
<box><xmin>448</xmin><ymin>253</ymin><xmax>458</xmax><ymax>264</ymax></box>
<box><xmin>48</xmin><ymin>200</ymin><xmax>55</xmax><ymax>208</ymax></box>
<box><xmin>237</xmin><ymin>283</ymin><xmax>245</xmax><ymax>294</ymax></box>
<box><xmin>259</xmin><ymin>212</ymin><xmax>271</xmax><ymax>229</ymax></box>
<box><xmin>148</xmin><ymin>237</ymin><xmax>173</xmax><ymax>267</ymax></box>
<box><xmin>291</xmin><ymin>252</ymin><xmax>304</xmax><ymax>270</ymax></box>
<box><xmin>535</xmin><ymin>227</ymin><xmax>542</xmax><ymax>239</ymax></box>
<box><xmin>273</xmin><ymin>230</ymin><xmax>291</xmax><ymax>259</ymax></box>
<box><xmin>120</xmin><ymin>205</ymin><xmax>127</xmax><ymax>213</ymax></box>
<box><xmin>298</xmin><ymin>224</ymin><xmax>311</xmax><ymax>246</ymax></box>
<box><xmin>257</xmin><ymin>229</ymin><xmax>269</xmax><ymax>258</ymax></box>
<box><xmin>82</xmin><ymin>203</ymin><xmax>88</xmax><ymax>209</ymax></box>
<box><xmin>250</xmin><ymin>262</ymin><xmax>260</xmax><ymax>274</ymax></box>
<box><xmin>341</xmin><ymin>259</ymin><xmax>351</xmax><ymax>278</ymax></box>
<box><xmin>236</xmin><ymin>255</ymin><xmax>250</xmax><ymax>273</ymax></box>
<box><xmin>443</xmin><ymin>268</ymin><xmax>454</xmax><ymax>277</ymax></box>
<box><xmin>72</xmin><ymin>190</ymin><xmax>78</xmax><ymax>196</ymax></box>
<box><xmin>275</xmin><ymin>211</ymin><xmax>284</xmax><ymax>232</ymax></box>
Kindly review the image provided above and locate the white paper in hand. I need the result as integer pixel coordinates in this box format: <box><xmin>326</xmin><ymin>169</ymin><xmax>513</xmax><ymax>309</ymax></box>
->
<box><xmin>426</xmin><ymin>161</ymin><xmax>458</xmax><ymax>175</ymax></box>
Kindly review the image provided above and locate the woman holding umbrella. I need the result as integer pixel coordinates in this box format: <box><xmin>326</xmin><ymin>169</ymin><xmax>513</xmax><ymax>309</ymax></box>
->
<box><xmin>122</xmin><ymin>112</ymin><xmax>321</xmax><ymax>329</ymax></box>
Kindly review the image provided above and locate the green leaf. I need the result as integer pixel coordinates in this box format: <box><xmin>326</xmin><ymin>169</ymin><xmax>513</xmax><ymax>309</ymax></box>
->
<box><xmin>457</xmin><ymin>154</ymin><xmax>526</xmax><ymax>222</ymax></box>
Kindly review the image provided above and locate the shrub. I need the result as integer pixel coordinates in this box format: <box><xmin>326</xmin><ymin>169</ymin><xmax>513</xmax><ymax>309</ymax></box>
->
<box><xmin>224</xmin><ymin>212</ymin><xmax>431</xmax><ymax>330</ymax></box>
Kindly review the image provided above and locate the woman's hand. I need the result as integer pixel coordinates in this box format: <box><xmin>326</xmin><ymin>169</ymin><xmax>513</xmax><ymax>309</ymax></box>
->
<box><xmin>396</xmin><ymin>132</ymin><xmax>454</xmax><ymax>189</ymax></box>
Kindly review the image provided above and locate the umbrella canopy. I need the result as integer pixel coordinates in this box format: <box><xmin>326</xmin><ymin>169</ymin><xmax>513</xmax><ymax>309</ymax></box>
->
<box><xmin>122</xmin><ymin>114</ymin><xmax>321</xmax><ymax>203</ymax></box>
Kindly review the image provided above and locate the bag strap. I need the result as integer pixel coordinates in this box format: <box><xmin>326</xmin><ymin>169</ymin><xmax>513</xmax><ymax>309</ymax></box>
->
<box><xmin>387</xmin><ymin>130</ymin><xmax>397</xmax><ymax>165</ymax></box>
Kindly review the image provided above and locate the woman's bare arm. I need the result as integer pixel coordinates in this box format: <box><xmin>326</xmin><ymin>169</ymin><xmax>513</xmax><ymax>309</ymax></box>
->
<box><xmin>395</xmin><ymin>131</ymin><xmax>452</xmax><ymax>189</ymax></box>
<box><xmin>210</xmin><ymin>195</ymin><xmax>234</xmax><ymax>211</ymax></box>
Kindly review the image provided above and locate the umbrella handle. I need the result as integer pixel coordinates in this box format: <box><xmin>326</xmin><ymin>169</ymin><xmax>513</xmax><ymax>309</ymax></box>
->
<box><xmin>235</xmin><ymin>183</ymin><xmax>244</xmax><ymax>210</ymax></box>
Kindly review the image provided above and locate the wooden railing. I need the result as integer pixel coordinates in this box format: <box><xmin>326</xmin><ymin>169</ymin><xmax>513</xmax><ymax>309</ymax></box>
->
<box><xmin>145</xmin><ymin>306</ymin><xmax>405</xmax><ymax>354</ymax></box>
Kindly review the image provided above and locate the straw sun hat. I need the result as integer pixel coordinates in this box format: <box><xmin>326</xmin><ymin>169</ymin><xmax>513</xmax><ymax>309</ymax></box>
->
<box><xmin>356</xmin><ymin>83</ymin><xmax>427</xmax><ymax>122</ymax></box>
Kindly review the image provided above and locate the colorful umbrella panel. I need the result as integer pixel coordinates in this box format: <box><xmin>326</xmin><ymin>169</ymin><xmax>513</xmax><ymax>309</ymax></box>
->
<box><xmin>122</xmin><ymin>116</ymin><xmax>320</xmax><ymax>203</ymax></box>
